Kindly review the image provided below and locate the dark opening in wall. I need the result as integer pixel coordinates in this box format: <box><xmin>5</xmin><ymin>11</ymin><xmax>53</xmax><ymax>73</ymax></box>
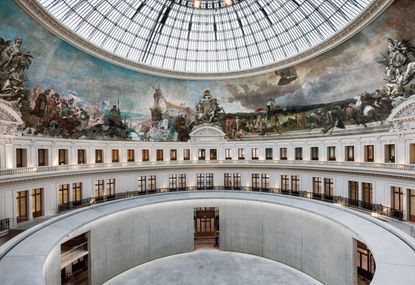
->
<box><xmin>356</xmin><ymin>239</ymin><xmax>375</xmax><ymax>284</ymax></box>
<box><xmin>194</xmin><ymin>207</ymin><xmax>219</xmax><ymax>250</ymax></box>
<box><xmin>61</xmin><ymin>232</ymin><xmax>89</xmax><ymax>285</ymax></box>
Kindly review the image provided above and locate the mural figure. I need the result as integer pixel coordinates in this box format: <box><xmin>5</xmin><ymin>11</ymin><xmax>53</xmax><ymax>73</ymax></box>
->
<box><xmin>0</xmin><ymin>37</ymin><xmax>32</xmax><ymax>100</ymax></box>
<box><xmin>0</xmin><ymin>36</ymin><xmax>137</xmax><ymax>139</ymax></box>
<box><xmin>275</xmin><ymin>67</ymin><xmax>298</xmax><ymax>86</ymax></box>
<box><xmin>195</xmin><ymin>90</ymin><xmax>225</xmax><ymax>125</ymax></box>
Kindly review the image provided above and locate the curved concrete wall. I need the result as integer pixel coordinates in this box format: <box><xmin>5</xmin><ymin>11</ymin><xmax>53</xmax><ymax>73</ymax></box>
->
<box><xmin>89</xmin><ymin>202</ymin><xmax>194</xmax><ymax>284</ymax></box>
<box><xmin>220</xmin><ymin>200</ymin><xmax>354</xmax><ymax>285</ymax></box>
<box><xmin>0</xmin><ymin>192</ymin><xmax>415</xmax><ymax>285</ymax></box>
<box><xmin>87</xmin><ymin>198</ymin><xmax>353</xmax><ymax>285</ymax></box>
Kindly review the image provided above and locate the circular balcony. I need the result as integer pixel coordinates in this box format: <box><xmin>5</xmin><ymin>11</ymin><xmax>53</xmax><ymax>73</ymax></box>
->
<box><xmin>0</xmin><ymin>191</ymin><xmax>414</xmax><ymax>285</ymax></box>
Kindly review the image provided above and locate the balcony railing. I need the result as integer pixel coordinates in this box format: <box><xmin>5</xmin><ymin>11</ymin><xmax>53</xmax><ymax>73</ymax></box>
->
<box><xmin>0</xmin><ymin>186</ymin><xmax>404</xmax><ymax>239</ymax></box>
<box><xmin>60</xmin><ymin>242</ymin><xmax>88</xmax><ymax>269</ymax></box>
<box><xmin>0</xmin><ymin>218</ymin><xmax>10</xmax><ymax>232</ymax></box>
<box><xmin>54</xmin><ymin>187</ymin><xmax>404</xmax><ymax>221</ymax></box>
<box><xmin>0</xmin><ymin>160</ymin><xmax>414</xmax><ymax>177</ymax></box>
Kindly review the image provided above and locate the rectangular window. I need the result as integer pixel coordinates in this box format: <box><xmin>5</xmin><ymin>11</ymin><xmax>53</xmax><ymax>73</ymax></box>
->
<box><xmin>59</xmin><ymin>184</ymin><xmax>70</xmax><ymax>205</ymax></box>
<box><xmin>107</xmin><ymin>178</ymin><xmax>115</xmax><ymax>197</ymax></box>
<box><xmin>32</xmin><ymin>188</ymin><xmax>43</xmax><ymax>218</ymax></box>
<box><xmin>385</xmin><ymin>144</ymin><xmax>395</xmax><ymax>163</ymax></box>
<box><xmin>72</xmin><ymin>182</ymin><xmax>82</xmax><ymax>204</ymax></box>
<box><xmin>77</xmin><ymin>149</ymin><xmax>86</xmax><ymax>164</ymax></box>
<box><xmin>280</xmin><ymin>148</ymin><xmax>287</xmax><ymax>160</ymax></box>
<box><xmin>148</xmin><ymin>175</ymin><xmax>156</xmax><ymax>191</ymax></box>
<box><xmin>206</xmin><ymin>173</ymin><xmax>214</xmax><ymax>190</ymax></box>
<box><xmin>38</xmin><ymin>149</ymin><xmax>48</xmax><ymax>166</ymax></box>
<box><xmin>238</xmin><ymin>148</ymin><xmax>245</xmax><ymax>160</ymax></box>
<box><xmin>261</xmin><ymin>174</ymin><xmax>270</xmax><ymax>191</ymax></box>
<box><xmin>138</xmin><ymin>176</ymin><xmax>146</xmax><ymax>192</ymax></box>
<box><xmin>281</xmin><ymin>175</ymin><xmax>289</xmax><ymax>191</ymax></box>
<box><xmin>409</xmin><ymin>189</ymin><xmax>415</xmax><ymax>222</ymax></box>
<box><xmin>324</xmin><ymin>178</ymin><xmax>334</xmax><ymax>199</ymax></box>
<box><xmin>224</xmin><ymin>173</ymin><xmax>232</xmax><ymax>190</ymax></box>
<box><xmin>225</xmin><ymin>148</ymin><xmax>232</xmax><ymax>160</ymax></box>
<box><xmin>291</xmin><ymin>175</ymin><xmax>300</xmax><ymax>193</ymax></box>
<box><xmin>252</xmin><ymin>173</ymin><xmax>260</xmax><ymax>190</ymax></box>
<box><xmin>391</xmin><ymin>186</ymin><xmax>403</xmax><ymax>212</ymax></box>
<box><xmin>58</xmin><ymin>149</ymin><xmax>68</xmax><ymax>165</ymax></box>
<box><xmin>210</xmin><ymin>149</ymin><xmax>217</xmax><ymax>160</ymax></box>
<box><xmin>112</xmin><ymin>149</ymin><xmax>119</xmax><ymax>163</ymax></box>
<box><xmin>170</xmin><ymin>149</ymin><xmax>177</xmax><ymax>161</ymax></box>
<box><xmin>362</xmin><ymin>183</ymin><xmax>373</xmax><ymax>206</ymax></box>
<box><xmin>312</xmin><ymin>177</ymin><xmax>321</xmax><ymax>196</ymax></box>
<box><xmin>95</xmin><ymin>179</ymin><xmax>105</xmax><ymax>199</ymax></box>
<box><xmin>364</xmin><ymin>145</ymin><xmax>374</xmax><ymax>162</ymax></box>
<box><xmin>156</xmin><ymin>149</ymin><xmax>164</xmax><ymax>161</ymax></box>
<box><xmin>327</xmin><ymin>146</ymin><xmax>336</xmax><ymax>161</ymax></box>
<box><xmin>311</xmin><ymin>147</ymin><xmax>319</xmax><ymax>161</ymax></box>
<box><xmin>169</xmin><ymin>174</ymin><xmax>178</xmax><ymax>190</ymax></box>
<box><xmin>410</xmin><ymin>144</ymin><xmax>415</xmax><ymax>164</ymax></box>
<box><xmin>178</xmin><ymin>174</ymin><xmax>186</xmax><ymax>190</ymax></box>
<box><xmin>16</xmin><ymin>148</ymin><xmax>27</xmax><ymax>168</ymax></box>
<box><xmin>265</xmin><ymin>148</ymin><xmax>273</xmax><ymax>160</ymax></box>
<box><xmin>233</xmin><ymin>173</ymin><xmax>241</xmax><ymax>190</ymax></box>
<box><xmin>348</xmin><ymin>181</ymin><xmax>359</xmax><ymax>206</ymax></box>
<box><xmin>95</xmin><ymin>149</ymin><xmax>103</xmax><ymax>163</ymax></box>
<box><xmin>295</xmin><ymin>147</ymin><xmax>303</xmax><ymax>160</ymax></box>
<box><xmin>183</xmin><ymin>149</ymin><xmax>190</xmax><ymax>160</ymax></box>
<box><xmin>127</xmin><ymin>149</ymin><xmax>135</xmax><ymax>162</ymax></box>
<box><xmin>251</xmin><ymin>148</ymin><xmax>259</xmax><ymax>160</ymax></box>
<box><xmin>344</xmin><ymin>146</ymin><xmax>354</xmax><ymax>161</ymax></box>
<box><xmin>142</xmin><ymin>149</ymin><xmax>150</xmax><ymax>161</ymax></box>
<box><xmin>16</xmin><ymin>191</ymin><xmax>28</xmax><ymax>223</ymax></box>
<box><xmin>198</xmin><ymin>149</ymin><xmax>206</xmax><ymax>160</ymax></box>
<box><xmin>197</xmin><ymin>173</ymin><xmax>205</xmax><ymax>190</ymax></box>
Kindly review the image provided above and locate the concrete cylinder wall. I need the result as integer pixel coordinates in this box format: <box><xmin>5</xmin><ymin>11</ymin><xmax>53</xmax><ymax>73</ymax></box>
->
<box><xmin>84</xmin><ymin>199</ymin><xmax>354</xmax><ymax>285</ymax></box>
<box><xmin>89</xmin><ymin>203</ymin><xmax>194</xmax><ymax>285</ymax></box>
<box><xmin>220</xmin><ymin>200</ymin><xmax>354</xmax><ymax>285</ymax></box>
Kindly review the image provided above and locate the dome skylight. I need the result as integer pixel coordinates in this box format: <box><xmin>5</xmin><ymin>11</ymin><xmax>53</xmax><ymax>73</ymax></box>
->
<box><xmin>35</xmin><ymin>0</ymin><xmax>375</xmax><ymax>76</ymax></box>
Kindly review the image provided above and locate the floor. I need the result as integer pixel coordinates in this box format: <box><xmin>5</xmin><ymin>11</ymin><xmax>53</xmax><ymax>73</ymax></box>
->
<box><xmin>104</xmin><ymin>250</ymin><xmax>322</xmax><ymax>285</ymax></box>
<box><xmin>194</xmin><ymin>237</ymin><xmax>218</xmax><ymax>250</ymax></box>
<box><xmin>62</xmin><ymin>270</ymin><xmax>88</xmax><ymax>285</ymax></box>
<box><xmin>0</xmin><ymin>230</ymin><xmax>24</xmax><ymax>246</ymax></box>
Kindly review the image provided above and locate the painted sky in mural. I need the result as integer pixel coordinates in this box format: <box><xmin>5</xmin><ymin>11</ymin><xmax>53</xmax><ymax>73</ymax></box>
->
<box><xmin>1</xmin><ymin>0</ymin><xmax>414</xmax><ymax>141</ymax></box>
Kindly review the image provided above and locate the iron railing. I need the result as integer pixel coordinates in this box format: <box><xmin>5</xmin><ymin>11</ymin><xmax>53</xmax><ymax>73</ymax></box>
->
<box><xmin>0</xmin><ymin>160</ymin><xmax>414</xmax><ymax>177</ymax></box>
<box><xmin>1</xmin><ymin>187</ymin><xmax>404</xmax><ymax>235</ymax></box>
<box><xmin>54</xmin><ymin>187</ymin><xmax>404</xmax><ymax>221</ymax></box>
<box><xmin>0</xmin><ymin>218</ymin><xmax>9</xmax><ymax>232</ymax></box>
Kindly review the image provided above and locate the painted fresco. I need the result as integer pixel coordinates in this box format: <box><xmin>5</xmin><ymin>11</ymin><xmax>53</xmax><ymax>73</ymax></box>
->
<box><xmin>0</xmin><ymin>0</ymin><xmax>415</xmax><ymax>141</ymax></box>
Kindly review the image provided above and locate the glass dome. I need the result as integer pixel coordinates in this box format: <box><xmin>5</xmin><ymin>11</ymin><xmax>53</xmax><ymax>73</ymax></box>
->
<box><xmin>37</xmin><ymin>0</ymin><xmax>374</xmax><ymax>75</ymax></box>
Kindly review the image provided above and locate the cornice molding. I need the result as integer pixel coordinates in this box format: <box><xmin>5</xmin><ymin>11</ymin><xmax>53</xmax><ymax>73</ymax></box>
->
<box><xmin>387</xmin><ymin>96</ymin><xmax>415</xmax><ymax>131</ymax></box>
<box><xmin>14</xmin><ymin>0</ymin><xmax>395</xmax><ymax>80</ymax></box>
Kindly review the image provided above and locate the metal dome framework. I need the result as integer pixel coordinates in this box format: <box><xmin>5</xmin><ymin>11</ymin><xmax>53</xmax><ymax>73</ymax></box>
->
<box><xmin>35</xmin><ymin>0</ymin><xmax>375</xmax><ymax>75</ymax></box>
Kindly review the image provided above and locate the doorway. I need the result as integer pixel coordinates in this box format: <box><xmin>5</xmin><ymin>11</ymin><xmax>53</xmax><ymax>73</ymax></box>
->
<box><xmin>409</xmin><ymin>189</ymin><xmax>415</xmax><ymax>222</ymax></box>
<box><xmin>356</xmin><ymin>240</ymin><xmax>375</xmax><ymax>284</ymax></box>
<box><xmin>194</xmin><ymin>207</ymin><xmax>219</xmax><ymax>250</ymax></box>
